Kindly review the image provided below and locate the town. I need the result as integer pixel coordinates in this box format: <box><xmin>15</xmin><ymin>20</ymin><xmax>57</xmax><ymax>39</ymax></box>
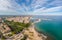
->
<box><xmin>0</xmin><ymin>16</ymin><xmax>46</xmax><ymax>40</ymax></box>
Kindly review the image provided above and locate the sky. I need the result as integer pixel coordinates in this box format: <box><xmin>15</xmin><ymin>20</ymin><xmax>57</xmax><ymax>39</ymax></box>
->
<box><xmin>0</xmin><ymin>0</ymin><xmax>62</xmax><ymax>15</ymax></box>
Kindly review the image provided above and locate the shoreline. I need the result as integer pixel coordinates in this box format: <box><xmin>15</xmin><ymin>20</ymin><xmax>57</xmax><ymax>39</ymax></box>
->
<box><xmin>35</xmin><ymin>26</ymin><xmax>56</xmax><ymax>40</ymax></box>
<box><xmin>33</xmin><ymin>20</ymin><xmax>56</xmax><ymax>40</ymax></box>
<box><xmin>31</xmin><ymin>21</ymin><xmax>47</xmax><ymax>40</ymax></box>
<box><xmin>32</xmin><ymin>18</ymin><xmax>56</xmax><ymax>40</ymax></box>
<box><xmin>32</xmin><ymin>19</ymin><xmax>41</xmax><ymax>24</ymax></box>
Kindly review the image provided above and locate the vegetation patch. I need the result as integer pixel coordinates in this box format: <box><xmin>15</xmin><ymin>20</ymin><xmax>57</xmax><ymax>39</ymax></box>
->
<box><xmin>4</xmin><ymin>20</ymin><xmax>31</xmax><ymax>34</ymax></box>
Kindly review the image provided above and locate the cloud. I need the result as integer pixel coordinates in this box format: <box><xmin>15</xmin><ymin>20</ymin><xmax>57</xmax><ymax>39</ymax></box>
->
<box><xmin>0</xmin><ymin>0</ymin><xmax>62</xmax><ymax>15</ymax></box>
<box><xmin>49</xmin><ymin>0</ymin><xmax>62</xmax><ymax>6</ymax></box>
<box><xmin>0</xmin><ymin>0</ymin><xmax>10</xmax><ymax>10</ymax></box>
<box><xmin>41</xmin><ymin>6</ymin><xmax>62</xmax><ymax>13</ymax></box>
<box><xmin>27</xmin><ymin>6</ymin><xmax>62</xmax><ymax>15</ymax></box>
<box><xmin>30</xmin><ymin>6</ymin><xmax>62</xmax><ymax>12</ymax></box>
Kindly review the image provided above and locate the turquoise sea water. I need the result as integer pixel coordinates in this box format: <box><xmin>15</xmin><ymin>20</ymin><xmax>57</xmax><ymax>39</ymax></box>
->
<box><xmin>34</xmin><ymin>15</ymin><xmax>62</xmax><ymax>40</ymax></box>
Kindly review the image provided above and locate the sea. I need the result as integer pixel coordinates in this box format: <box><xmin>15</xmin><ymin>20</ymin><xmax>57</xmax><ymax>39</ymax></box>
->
<box><xmin>0</xmin><ymin>15</ymin><xmax>62</xmax><ymax>40</ymax></box>
<box><xmin>32</xmin><ymin>15</ymin><xmax>62</xmax><ymax>40</ymax></box>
